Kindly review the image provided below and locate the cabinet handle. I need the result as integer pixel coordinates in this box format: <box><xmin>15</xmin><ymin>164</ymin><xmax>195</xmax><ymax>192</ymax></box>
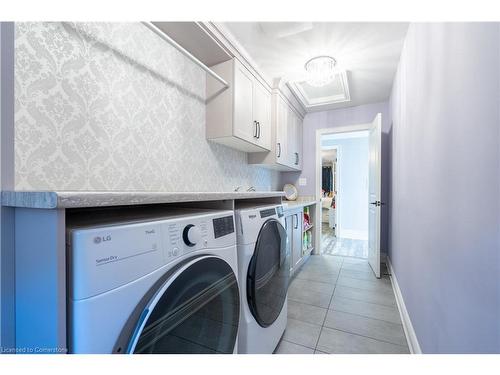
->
<box><xmin>297</xmin><ymin>153</ymin><xmax>299</xmax><ymax>165</ymax></box>
<box><xmin>295</xmin><ymin>152</ymin><xmax>298</xmax><ymax>165</ymax></box>
<box><xmin>294</xmin><ymin>214</ymin><xmax>299</xmax><ymax>229</ymax></box>
<box><xmin>257</xmin><ymin>122</ymin><xmax>261</xmax><ymax>139</ymax></box>
<box><xmin>277</xmin><ymin>142</ymin><xmax>281</xmax><ymax>158</ymax></box>
<box><xmin>253</xmin><ymin>121</ymin><xmax>258</xmax><ymax>138</ymax></box>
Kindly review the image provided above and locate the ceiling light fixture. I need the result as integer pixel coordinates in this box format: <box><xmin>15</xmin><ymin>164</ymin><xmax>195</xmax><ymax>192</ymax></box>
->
<box><xmin>304</xmin><ymin>56</ymin><xmax>337</xmax><ymax>87</ymax></box>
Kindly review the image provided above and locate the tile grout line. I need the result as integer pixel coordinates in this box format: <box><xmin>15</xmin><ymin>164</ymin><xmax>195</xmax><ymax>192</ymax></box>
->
<box><xmin>279</xmin><ymin>338</ymin><xmax>317</xmax><ymax>352</ymax></box>
<box><xmin>328</xmin><ymin>292</ymin><xmax>396</xmax><ymax>308</ymax></box>
<box><xmin>328</xmin><ymin>306</ymin><xmax>404</xmax><ymax>326</ymax></box>
<box><xmin>313</xmin><ymin>255</ymin><xmax>343</xmax><ymax>352</ymax></box>
<box><xmin>320</xmin><ymin>326</ymin><xmax>409</xmax><ymax>349</ymax></box>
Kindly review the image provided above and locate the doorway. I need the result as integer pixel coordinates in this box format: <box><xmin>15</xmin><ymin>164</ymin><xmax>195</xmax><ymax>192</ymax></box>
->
<box><xmin>314</xmin><ymin>114</ymin><xmax>382</xmax><ymax>277</ymax></box>
<box><xmin>320</xmin><ymin>131</ymin><xmax>369</xmax><ymax>258</ymax></box>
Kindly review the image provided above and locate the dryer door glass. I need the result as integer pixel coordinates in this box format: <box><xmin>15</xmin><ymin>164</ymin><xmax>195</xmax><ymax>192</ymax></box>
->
<box><xmin>129</xmin><ymin>256</ymin><xmax>239</xmax><ymax>354</ymax></box>
<box><xmin>247</xmin><ymin>219</ymin><xmax>289</xmax><ymax>327</ymax></box>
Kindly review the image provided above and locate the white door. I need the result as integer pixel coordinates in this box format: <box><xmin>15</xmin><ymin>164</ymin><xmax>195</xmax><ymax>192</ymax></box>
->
<box><xmin>368</xmin><ymin>113</ymin><xmax>382</xmax><ymax>278</ymax></box>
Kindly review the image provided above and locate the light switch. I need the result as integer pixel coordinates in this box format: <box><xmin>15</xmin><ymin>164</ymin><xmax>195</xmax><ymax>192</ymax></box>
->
<box><xmin>298</xmin><ymin>178</ymin><xmax>307</xmax><ymax>186</ymax></box>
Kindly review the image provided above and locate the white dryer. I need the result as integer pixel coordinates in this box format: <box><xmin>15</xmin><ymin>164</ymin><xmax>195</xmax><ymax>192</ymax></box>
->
<box><xmin>67</xmin><ymin>208</ymin><xmax>240</xmax><ymax>354</ymax></box>
<box><xmin>234</xmin><ymin>204</ymin><xmax>289</xmax><ymax>354</ymax></box>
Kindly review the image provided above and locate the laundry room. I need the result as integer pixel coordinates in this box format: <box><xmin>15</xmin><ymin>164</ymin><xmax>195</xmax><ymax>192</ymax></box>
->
<box><xmin>1</xmin><ymin>1</ymin><xmax>500</xmax><ymax>375</ymax></box>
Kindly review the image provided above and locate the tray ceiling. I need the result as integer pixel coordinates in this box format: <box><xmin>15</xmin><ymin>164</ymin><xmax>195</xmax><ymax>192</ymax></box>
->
<box><xmin>220</xmin><ymin>22</ymin><xmax>409</xmax><ymax>112</ymax></box>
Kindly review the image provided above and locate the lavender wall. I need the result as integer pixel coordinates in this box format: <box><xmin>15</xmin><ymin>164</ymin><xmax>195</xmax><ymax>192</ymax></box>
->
<box><xmin>389</xmin><ymin>23</ymin><xmax>500</xmax><ymax>353</ymax></box>
<box><xmin>281</xmin><ymin>101</ymin><xmax>391</xmax><ymax>251</ymax></box>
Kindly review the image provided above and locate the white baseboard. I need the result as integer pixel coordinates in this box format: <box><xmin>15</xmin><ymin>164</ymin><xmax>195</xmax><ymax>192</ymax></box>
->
<box><xmin>386</xmin><ymin>256</ymin><xmax>422</xmax><ymax>354</ymax></box>
<box><xmin>338</xmin><ymin>229</ymin><xmax>368</xmax><ymax>240</ymax></box>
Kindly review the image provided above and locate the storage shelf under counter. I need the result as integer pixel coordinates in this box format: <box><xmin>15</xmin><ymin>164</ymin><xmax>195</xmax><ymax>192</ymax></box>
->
<box><xmin>0</xmin><ymin>190</ymin><xmax>285</xmax><ymax>353</ymax></box>
<box><xmin>281</xmin><ymin>199</ymin><xmax>319</xmax><ymax>276</ymax></box>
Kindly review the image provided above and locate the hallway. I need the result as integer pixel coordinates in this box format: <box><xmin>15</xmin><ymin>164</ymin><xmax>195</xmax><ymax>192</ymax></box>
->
<box><xmin>275</xmin><ymin>255</ymin><xmax>409</xmax><ymax>354</ymax></box>
<box><xmin>321</xmin><ymin>223</ymin><xmax>369</xmax><ymax>258</ymax></box>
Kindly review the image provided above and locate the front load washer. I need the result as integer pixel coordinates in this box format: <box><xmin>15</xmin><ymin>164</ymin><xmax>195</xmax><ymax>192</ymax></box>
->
<box><xmin>67</xmin><ymin>208</ymin><xmax>240</xmax><ymax>354</ymax></box>
<box><xmin>234</xmin><ymin>204</ymin><xmax>289</xmax><ymax>354</ymax></box>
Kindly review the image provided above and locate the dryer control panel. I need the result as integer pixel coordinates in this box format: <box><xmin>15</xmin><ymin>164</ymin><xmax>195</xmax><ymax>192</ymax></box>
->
<box><xmin>68</xmin><ymin>209</ymin><xmax>236</xmax><ymax>300</ymax></box>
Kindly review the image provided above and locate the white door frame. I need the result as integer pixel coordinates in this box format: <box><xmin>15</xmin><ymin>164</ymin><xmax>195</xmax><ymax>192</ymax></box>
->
<box><xmin>315</xmin><ymin>123</ymin><xmax>372</xmax><ymax>255</ymax></box>
<box><xmin>320</xmin><ymin>144</ymin><xmax>342</xmax><ymax>237</ymax></box>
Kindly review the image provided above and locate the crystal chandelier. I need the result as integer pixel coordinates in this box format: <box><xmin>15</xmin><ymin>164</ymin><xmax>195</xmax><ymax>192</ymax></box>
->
<box><xmin>304</xmin><ymin>56</ymin><xmax>337</xmax><ymax>87</ymax></box>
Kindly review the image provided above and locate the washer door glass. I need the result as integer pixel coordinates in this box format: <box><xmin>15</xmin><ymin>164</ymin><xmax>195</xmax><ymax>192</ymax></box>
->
<box><xmin>247</xmin><ymin>219</ymin><xmax>289</xmax><ymax>327</ymax></box>
<box><xmin>129</xmin><ymin>256</ymin><xmax>239</xmax><ymax>354</ymax></box>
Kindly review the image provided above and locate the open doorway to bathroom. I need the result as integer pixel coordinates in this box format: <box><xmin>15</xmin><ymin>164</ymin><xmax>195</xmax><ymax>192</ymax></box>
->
<box><xmin>320</xmin><ymin>130</ymin><xmax>369</xmax><ymax>259</ymax></box>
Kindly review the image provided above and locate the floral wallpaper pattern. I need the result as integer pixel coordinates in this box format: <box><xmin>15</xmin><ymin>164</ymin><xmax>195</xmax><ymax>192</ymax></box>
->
<box><xmin>14</xmin><ymin>22</ymin><xmax>279</xmax><ymax>191</ymax></box>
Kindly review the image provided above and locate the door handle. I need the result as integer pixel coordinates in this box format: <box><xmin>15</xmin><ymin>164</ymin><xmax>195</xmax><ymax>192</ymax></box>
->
<box><xmin>277</xmin><ymin>142</ymin><xmax>281</xmax><ymax>157</ymax></box>
<box><xmin>370</xmin><ymin>201</ymin><xmax>385</xmax><ymax>207</ymax></box>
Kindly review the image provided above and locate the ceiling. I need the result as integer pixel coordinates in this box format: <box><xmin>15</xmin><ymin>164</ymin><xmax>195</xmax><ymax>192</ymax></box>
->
<box><xmin>221</xmin><ymin>22</ymin><xmax>409</xmax><ymax>112</ymax></box>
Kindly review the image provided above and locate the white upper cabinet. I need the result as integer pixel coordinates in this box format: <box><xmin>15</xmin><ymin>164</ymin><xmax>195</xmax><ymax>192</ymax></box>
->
<box><xmin>206</xmin><ymin>58</ymin><xmax>271</xmax><ymax>152</ymax></box>
<box><xmin>248</xmin><ymin>92</ymin><xmax>303</xmax><ymax>171</ymax></box>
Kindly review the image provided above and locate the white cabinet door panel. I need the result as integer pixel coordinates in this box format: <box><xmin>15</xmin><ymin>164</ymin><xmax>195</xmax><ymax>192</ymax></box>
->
<box><xmin>233</xmin><ymin>63</ymin><xmax>255</xmax><ymax>143</ymax></box>
<box><xmin>253</xmin><ymin>81</ymin><xmax>271</xmax><ymax>150</ymax></box>
<box><xmin>276</xmin><ymin>97</ymin><xmax>288</xmax><ymax>165</ymax></box>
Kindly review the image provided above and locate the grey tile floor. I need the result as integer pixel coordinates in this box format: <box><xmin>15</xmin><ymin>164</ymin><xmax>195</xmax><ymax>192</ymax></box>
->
<box><xmin>274</xmin><ymin>255</ymin><xmax>410</xmax><ymax>354</ymax></box>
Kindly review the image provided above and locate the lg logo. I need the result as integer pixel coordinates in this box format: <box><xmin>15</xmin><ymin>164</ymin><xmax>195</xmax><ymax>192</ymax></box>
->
<box><xmin>94</xmin><ymin>235</ymin><xmax>111</xmax><ymax>244</ymax></box>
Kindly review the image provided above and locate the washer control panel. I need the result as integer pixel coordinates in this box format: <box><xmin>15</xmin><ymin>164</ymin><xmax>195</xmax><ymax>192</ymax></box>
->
<box><xmin>213</xmin><ymin>215</ymin><xmax>235</xmax><ymax>239</ymax></box>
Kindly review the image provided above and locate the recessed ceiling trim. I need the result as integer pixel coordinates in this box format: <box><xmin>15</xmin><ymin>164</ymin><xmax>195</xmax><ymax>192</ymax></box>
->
<box><xmin>287</xmin><ymin>70</ymin><xmax>351</xmax><ymax>110</ymax></box>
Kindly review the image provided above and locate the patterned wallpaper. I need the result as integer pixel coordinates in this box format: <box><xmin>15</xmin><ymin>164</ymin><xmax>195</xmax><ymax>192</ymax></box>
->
<box><xmin>14</xmin><ymin>22</ymin><xmax>279</xmax><ymax>191</ymax></box>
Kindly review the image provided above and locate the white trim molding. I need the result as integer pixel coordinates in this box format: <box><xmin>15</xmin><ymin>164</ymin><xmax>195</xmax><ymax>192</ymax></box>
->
<box><xmin>315</xmin><ymin>123</ymin><xmax>371</xmax><ymax>256</ymax></box>
<box><xmin>287</xmin><ymin>70</ymin><xmax>351</xmax><ymax>110</ymax></box>
<box><xmin>386</xmin><ymin>256</ymin><xmax>422</xmax><ymax>354</ymax></box>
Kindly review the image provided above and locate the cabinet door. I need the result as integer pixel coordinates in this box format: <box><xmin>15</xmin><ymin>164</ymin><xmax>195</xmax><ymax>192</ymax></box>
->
<box><xmin>276</xmin><ymin>97</ymin><xmax>288</xmax><ymax>165</ymax></box>
<box><xmin>286</xmin><ymin>107</ymin><xmax>296</xmax><ymax>168</ymax></box>
<box><xmin>292</xmin><ymin>211</ymin><xmax>303</xmax><ymax>270</ymax></box>
<box><xmin>285</xmin><ymin>215</ymin><xmax>294</xmax><ymax>273</ymax></box>
<box><xmin>233</xmin><ymin>63</ymin><xmax>256</xmax><ymax>144</ymax></box>
<box><xmin>295</xmin><ymin>115</ymin><xmax>303</xmax><ymax>170</ymax></box>
<box><xmin>253</xmin><ymin>80</ymin><xmax>271</xmax><ymax>151</ymax></box>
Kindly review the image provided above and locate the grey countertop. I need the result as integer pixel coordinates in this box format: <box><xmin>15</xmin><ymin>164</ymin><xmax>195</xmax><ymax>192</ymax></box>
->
<box><xmin>281</xmin><ymin>199</ymin><xmax>319</xmax><ymax>210</ymax></box>
<box><xmin>1</xmin><ymin>190</ymin><xmax>285</xmax><ymax>209</ymax></box>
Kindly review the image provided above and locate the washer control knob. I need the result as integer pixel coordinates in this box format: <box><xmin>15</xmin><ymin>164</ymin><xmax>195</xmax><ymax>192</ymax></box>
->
<box><xmin>183</xmin><ymin>224</ymin><xmax>201</xmax><ymax>247</ymax></box>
